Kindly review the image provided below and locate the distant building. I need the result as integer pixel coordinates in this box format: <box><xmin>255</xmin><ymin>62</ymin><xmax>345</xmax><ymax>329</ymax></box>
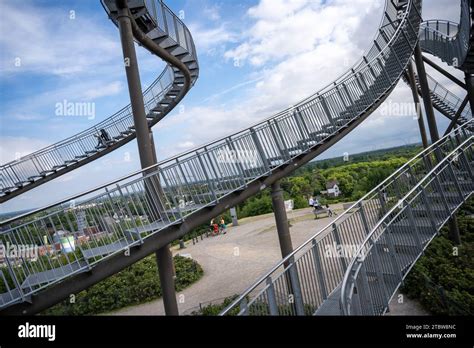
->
<box><xmin>321</xmin><ymin>180</ymin><xmax>340</xmax><ymax>198</ymax></box>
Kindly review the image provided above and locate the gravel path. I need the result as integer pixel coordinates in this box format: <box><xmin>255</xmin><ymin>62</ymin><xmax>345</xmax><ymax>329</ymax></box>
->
<box><xmin>108</xmin><ymin>205</ymin><xmax>342</xmax><ymax>315</ymax></box>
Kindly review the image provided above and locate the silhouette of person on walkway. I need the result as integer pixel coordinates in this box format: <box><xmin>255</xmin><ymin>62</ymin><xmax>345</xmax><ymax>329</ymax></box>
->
<box><xmin>95</xmin><ymin>129</ymin><xmax>111</xmax><ymax>149</ymax></box>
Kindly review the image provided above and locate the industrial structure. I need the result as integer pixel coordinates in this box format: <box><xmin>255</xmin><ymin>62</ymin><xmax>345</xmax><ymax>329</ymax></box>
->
<box><xmin>0</xmin><ymin>0</ymin><xmax>473</xmax><ymax>316</ymax></box>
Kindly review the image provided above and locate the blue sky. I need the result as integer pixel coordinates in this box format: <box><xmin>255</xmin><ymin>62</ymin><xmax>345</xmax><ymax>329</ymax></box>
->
<box><xmin>0</xmin><ymin>0</ymin><xmax>468</xmax><ymax>213</ymax></box>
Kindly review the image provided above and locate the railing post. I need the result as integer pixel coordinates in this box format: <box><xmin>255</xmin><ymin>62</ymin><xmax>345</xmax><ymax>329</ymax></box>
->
<box><xmin>311</xmin><ymin>239</ymin><xmax>328</xmax><ymax>300</ymax></box>
<box><xmin>196</xmin><ymin>152</ymin><xmax>218</xmax><ymax>203</ymax></box>
<box><xmin>250</xmin><ymin>127</ymin><xmax>270</xmax><ymax>173</ymax></box>
<box><xmin>267</xmin><ymin>120</ymin><xmax>290</xmax><ymax>161</ymax></box>
<box><xmin>332</xmin><ymin>223</ymin><xmax>347</xmax><ymax>270</ymax></box>
<box><xmin>114</xmin><ymin>185</ymin><xmax>143</xmax><ymax>244</ymax></box>
<box><xmin>4</xmin><ymin>254</ymin><xmax>26</xmax><ymax>302</ymax></box>
<box><xmin>291</xmin><ymin>108</ymin><xmax>309</xmax><ymax>149</ymax></box>
<box><xmin>265</xmin><ymin>277</ymin><xmax>279</xmax><ymax>315</ymax></box>
<box><xmin>433</xmin><ymin>172</ymin><xmax>451</xmax><ymax>216</ymax></box>
<box><xmin>320</xmin><ymin>97</ymin><xmax>335</xmax><ymax>128</ymax></box>
<box><xmin>273</xmin><ymin>120</ymin><xmax>291</xmax><ymax>159</ymax></box>
<box><xmin>226</xmin><ymin>138</ymin><xmax>247</xmax><ymax>187</ymax></box>
<box><xmin>295</xmin><ymin>108</ymin><xmax>313</xmax><ymax>143</ymax></box>
<box><xmin>368</xmin><ymin>235</ymin><xmax>391</xmax><ymax>312</ymax></box>
<box><xmin>287</xmin><ymin>259</ymin><xmax>305</xmax><ymax>315</ymax></box>
<box><xmin>239</xmin><ymin>297</ymin><xmax>249</xmax><ymax>316</ymax></box>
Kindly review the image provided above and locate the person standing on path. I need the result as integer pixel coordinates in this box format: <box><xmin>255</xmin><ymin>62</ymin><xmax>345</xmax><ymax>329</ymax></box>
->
<box><xmin>219</xmin><ymin>216</ymin><xmax>227</xmax><ymax>234</ymax></box>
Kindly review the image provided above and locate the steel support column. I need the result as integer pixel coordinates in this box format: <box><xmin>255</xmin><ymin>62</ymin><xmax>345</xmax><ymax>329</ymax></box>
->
<box><xmin>414</xmin><ymin>44</ymin><xmax>440</xmax><ymax>143</ymax></box>
<box><xmin>117</xmin><ymin>7</ymin><xmax>156</xmax><ymax>171</ymax></box>
<box><xmin>464</xmin><ymin>72</ymin><xmax>474</xmax><ymax>114</ymax></box>
<box><xmin>270</xmin><ymin>181</ymin><xmax>294</xmax><ymax>261</ymax></box>
<box><xmin>116</xmin><ymin>3</ymin><xmax>178</xmax><ymax>316</ymax></box>
<box><xmin>406</xmin><ymin>61</ymin><xmax>429</xmax><ymax>148</ymax></box>
<box><xmin>448</xmin><ymin>213</ymin><xmax>461</xmax><ymax>245</ymax></box>
<box><xmin>414</xmin><ymin>44</ymin><xmax>461</xmax><ymax>244</ymax></box>
<box><xmin>156</xmin><ymin>246</ymin><xmax>179</xmax><ymax>315</ymax></box>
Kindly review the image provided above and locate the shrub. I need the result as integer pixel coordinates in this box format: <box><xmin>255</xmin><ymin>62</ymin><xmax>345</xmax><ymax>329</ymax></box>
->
<box><xmin>401</xmin><ymin>199</ymin><xmax>474</xmax><ymax>315</ymax></box>
<box><xmin>42</xmin><ymin>255</ymin><xmax>203</xmax><ymax>315</ymax></box>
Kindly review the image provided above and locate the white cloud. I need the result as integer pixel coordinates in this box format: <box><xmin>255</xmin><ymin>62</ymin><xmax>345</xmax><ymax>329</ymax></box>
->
<box><xmin>0</xmin><ymin>1</ymin><xmax>120</xmax><ymax>76</ymax></box>
<box><xmin>0</xmin><ymin>136</ymin><xmax>51</xmax><ymax>164</ymax></box>
<box><xmin>224</xmin><ymin>0</ymin><xmax>382</xmax><ymax>66</ymax></box>
<box><xmin>188</xmin><ymin>23</ymin><xmax>238</xmax><ymax>53</ymax></box>
<box><xmin>203</xmin><ymin>5</ymin><xmax>221</xmax><ymax>21</ymax></box>
<box><xmin>83</xmin><ymin>81</ymin><xmax>123</xmax><ymax>100</ymax></box>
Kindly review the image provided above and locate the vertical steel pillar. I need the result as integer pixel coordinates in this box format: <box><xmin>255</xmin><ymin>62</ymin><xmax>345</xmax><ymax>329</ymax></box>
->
<box><xmin>156</xmin><ymin>246</ymin><xmax>179</xmax><ymax>314</ymax></box>
<box><xmin>414</xmin><ymin>43</ymin><xmax>460</xmax><ymax>244</ymax></box>
<box><xmin>117</xmin><ymin>7</ymin><xmax>156</xmax><ymax>170</ymax></box>
<box><xmin>464</xmin><ymin>72</ymin><xmax>474</xmax><ymax>114</ymax></box>
<box><xmin>116</xmin><ymin>4</ymin><xmax>178</xmax><ymax>315</ymax></box>
<box><xmin>271</xmin><ymin>180</ymin><xmax>301</xmax><ymax>313</ymax></box>
<box><xmin>448</xmin><ymin>214</ymin><xmax>461</xmax><ymax>245</ymax></box>
<box><xmin>413</xmin><ymin>43</ymin><xmax>440</xmax><ymax>143</ymax></box>
<box><xmin>270</xmin><ymin>181</ymin><xmax>294</xmax><ymax>261</ymax></box>
<box><xmin>406</xmin><ymin>62</ymin><xmax>429</xmax><ymax>149</ymax></box>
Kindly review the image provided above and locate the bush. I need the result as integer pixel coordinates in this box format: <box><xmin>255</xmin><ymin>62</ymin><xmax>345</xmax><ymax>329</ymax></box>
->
<box><xmin>401</xmin><ymin>199</ymin><xmax>474</xmax><ymax>315</ymax></box>
<box><xmin>191</xmin><ymin>295</ymin><xmax>240</xmax><ymax>316</ymax></box>
<box><xmin>42</xmin><ymin>255</ymin><xmax>203</xmax><ymax>315</ymax></box>
<box><xmin>241</xmin><ymin>195</ymin><xmax>273</xmax><ymax>218</ymax></box>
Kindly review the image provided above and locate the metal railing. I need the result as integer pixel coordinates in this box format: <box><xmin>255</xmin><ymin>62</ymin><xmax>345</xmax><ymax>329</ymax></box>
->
<box><xmin>422</xmin><ymin>72</ymin><xmax>471</xmax><ymax>120</ymax></box>
<box><xmin>219</xmin><ymin>121</ymin><xmax>473</xmax><ymax>316</ymax></box>
<box><xmin>402</xmin><ymin>68</ymin><xmax>472</xmax><ymax>122</ymax></box>
<box><xmin>426</xmin><ymin>74</ymin><xmax>471</xmax><ymax>120</ymax></box>
<box><xmin>0</xmin><ymin>0</ymin><xmax>199</xmax><ymax>196</ymax></box>
<box><xmin>418</xmin><ymin>0</ymin><xmax>471</xmax><ymax>67</ymax></box>
<box><xmin>0</xmin><ymin>0</ymin><xmax>422</xmax><ymax>310</ymax></box>
<box><xmin>340</xmin><ymin>133</ymin><xmax>473</xmax><ymax>315</ymax></box>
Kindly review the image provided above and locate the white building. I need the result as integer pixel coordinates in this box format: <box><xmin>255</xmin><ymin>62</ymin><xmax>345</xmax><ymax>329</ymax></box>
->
<box><xmin>321</xmin><ymin>180</ymin><xmax>340</xmax><ymax>198</ymax></box>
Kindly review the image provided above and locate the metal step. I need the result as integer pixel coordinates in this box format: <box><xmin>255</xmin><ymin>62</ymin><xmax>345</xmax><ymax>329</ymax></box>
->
<box><xmin>20</xmin><ymin>260</ymin><xmax>89</xmax><ymax>289</ymax></box>
<box><xmin>314</xmin><ymin>286</ymin><xmax>342</xmax><ymax>315</ymax></box>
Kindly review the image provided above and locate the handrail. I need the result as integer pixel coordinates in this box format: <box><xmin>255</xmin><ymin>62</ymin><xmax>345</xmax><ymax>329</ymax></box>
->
<box><xmin>340</xmin><ymin>134</ymin><xmax>473</xmax><ymax>314</ymax></box>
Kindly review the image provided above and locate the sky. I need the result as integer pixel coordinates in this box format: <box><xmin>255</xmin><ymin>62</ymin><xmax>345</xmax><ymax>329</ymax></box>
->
<box><xmin>0</xmin><ymin>0</ymin><xmax>468</xmax><ymax>213</ymax></box>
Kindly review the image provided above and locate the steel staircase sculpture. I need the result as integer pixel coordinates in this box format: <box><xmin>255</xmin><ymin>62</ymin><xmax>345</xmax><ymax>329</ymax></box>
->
<box><xmin>220</xmin><ymin>122</ymin><xmax>473</xmax><ymax>315</ymax></box>
<box><xmin>418</xmin><ymin>0</ymin><xmax>473</xmax><ymax>72</ymax></box>
<box><xmin>402</xmin><ymin>0</ymin><xmax>473</xmax><ymax>129</ymax></box>
<box><xmin>0</xmin><ymin>0</ymin><xmax>199</xmax><ymax>202</ymax></box>
<box><xmin>402</xmin><ymin>71</ymin><xmax>472</xmax><ymax>127</ymax></box>
<box><xmin>0</xmin><ymin>0</ymin><xmax>424</xmax><ymax>314</ymax></box>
